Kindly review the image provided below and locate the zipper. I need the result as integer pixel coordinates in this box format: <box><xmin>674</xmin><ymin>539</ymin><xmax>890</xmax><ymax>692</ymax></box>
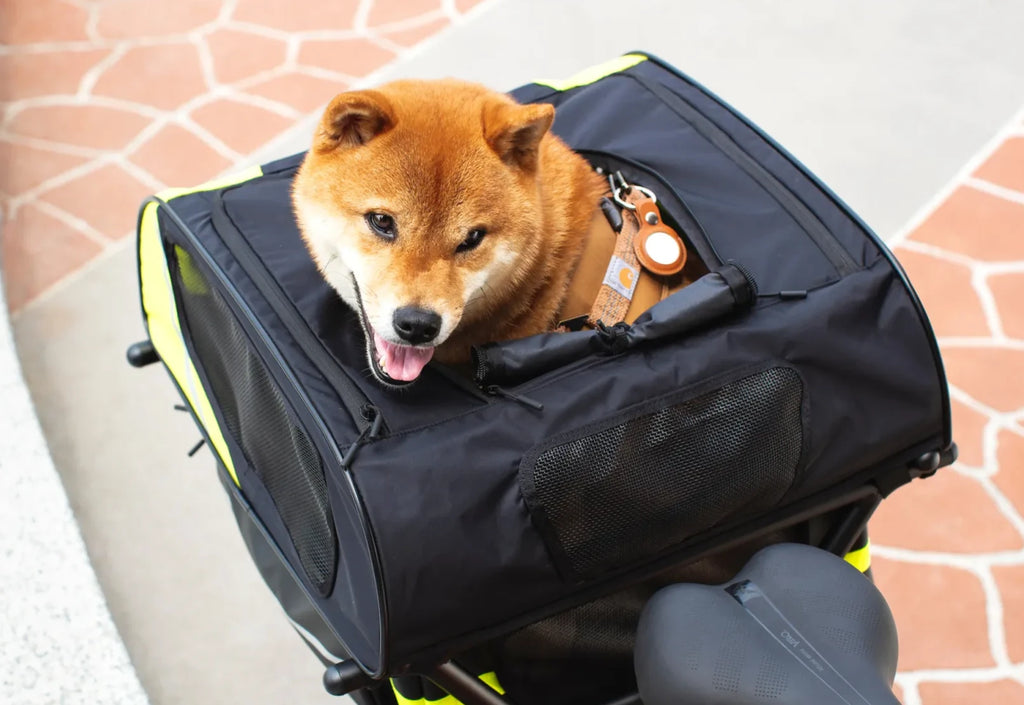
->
<box><xmin>727</xmin><ymin>259</ymin><xmax>760</xmax><ymax>298</ymax></box>
<box><xmin>340</xmin><ymin>405</ymin><xmax>384</xmax><ymax>468</ymax></box>
<box><xmin>579</xmin><ymin>148</ymin><xmax>723</xmax><ymax>269</ymax></box>
<box><xmin>155</xmin><ymin>197</ymin><xmax>392</xmax><ymax>672</ymax></box>
<box><xmin>151</xmin><ymin>196</ymin><xmax>372</xmax><ymax>468</ymax></box>
<box><xmin>210</xmin><ymin>186</ymin><xmax>375</xmax><ymax>433</ymax></box>
<box><xmin>639</xmin><ymin>53</ymin><xmax>950</xmax><ymax>448</ymax></box>
<box><xmin>484</xmin><ymin>385</ymin><xmax>544</xmax><ymax>410</ymax></box>
<box><xmin>624</xmin><ymin>70</ymin><xmax>859</xmax><ymax>278</ymax></box>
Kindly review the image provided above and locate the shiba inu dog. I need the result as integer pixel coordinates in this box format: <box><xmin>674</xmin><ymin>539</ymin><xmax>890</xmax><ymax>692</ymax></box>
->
<box><xmin>292</xmin><ymin>79</ymin><xmax>604</xmax><ymax>386</ymax></box>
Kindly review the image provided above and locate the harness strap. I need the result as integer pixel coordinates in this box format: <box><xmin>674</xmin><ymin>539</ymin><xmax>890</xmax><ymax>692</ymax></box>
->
<box><xmin>588</xmin><ymin>190</ymin><xmax>644</xmax><ymax>328</ymax></box>
<box><xmin>558</xmin><ymin>189</ymin><xmax>701</xmax><ymax>332</ymax></box>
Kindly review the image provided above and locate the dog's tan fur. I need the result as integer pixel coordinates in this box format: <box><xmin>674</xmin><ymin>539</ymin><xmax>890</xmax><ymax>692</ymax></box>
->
<box><xmin>292</xmin><ymin>79</ymin><xmax>604</xmax><ymax>375</ymax></box>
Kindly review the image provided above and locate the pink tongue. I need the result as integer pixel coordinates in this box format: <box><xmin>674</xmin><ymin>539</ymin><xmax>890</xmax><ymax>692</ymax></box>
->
<box><xmin>373</xmin><ymin>331</ymin><xmax>435</xmax><ymax>382</ymax></box>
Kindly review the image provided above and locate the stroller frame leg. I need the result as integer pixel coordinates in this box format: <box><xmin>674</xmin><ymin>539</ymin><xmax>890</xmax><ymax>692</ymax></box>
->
<box><xmin>426</xmin><ymin>661</ymin><xmax>513</xmax><ymax>705</ymax></box>
<box><xmin>819</xmin><ymin>493</ymin><xmax>881</xmax><ymax>556</ymax></box>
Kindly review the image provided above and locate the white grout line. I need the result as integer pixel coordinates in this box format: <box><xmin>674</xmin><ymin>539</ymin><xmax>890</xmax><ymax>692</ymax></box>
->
<box><xmin>938</xmin><ymin>338</ymin><xmax>1024</xmax><ymax>351</ymax></box>
<box><xmin>293</xmin><ymin>64</ymin><xmax>360</xmax><ymax>84</ymax></box>
<box><xmin>217</xmin><ymin>88</ymin><xmax>303</xmax><ymax>119</ymax></box>
<box><xmin>77</xmin><ymin>43</ymin><xmax>125</xmax><ymax>99</ymax></box>
<box><xmin>979</xmin><ymin>564</ymin><xmax>1014</xmax><ymax>668</ymax></box>
<box><xmin>897</xmin><ymin>664</ymin><xmax>1024</xmax><ymax>683</ymax></box>
<box><xmin>173</xmin><ymin>115</ymin><xmax>243</xmax><ymax>162</ymax></box>
<box><xmin>0</xmin><ymin>131</ymin><xmax>106</xmax><ymax>159</ymax></box>
<box><xmin>29</xmin><ymin>199</ymin><xmax>112</xmax><ymax>246</ymax></box>
<box><xmin>440</xmin><ymin>0</ymin><xmax>460</xmax><ymax>19</ymax></box>
<box><xmin>894</xmin><ymin>239</ymin><xmax>981</xmax><ymax>268</ymax></box>
<box><xmin>116</xmin><ymin>156</ymin><xmax>167</xmax><ymax>193</ymax></box>
<box><xmin>364</xmin><ymin>33</ymin><xmax>408</xmax><ymax>56</ymax></box>
<box><xmin>8</xmin><ymin>157</ymin><xmax>111</xmax><ymax>214</ymax></box>
<box><xmin>229</xmin><ymin>64</ymin><xmax>292</xmax><ymax>92</ymax></box>
<box><xmin>888</xmin><ymin>103</ymin><xmax>1024</xmax><ymax>248</ymax></box>
<box><xmin>191</xmin><ymin>34</ymin><xmax>219</xmax><ymax>91</ymax></box>
<box><xmin>894</xmin><ymin>677</ymin><xmax>922</xmax><ymax>705</ymax></box>
<box><xmin>972</xmin><ymin>268</ymin><xmax>1007</xmax><ymax>339</ymax></box>
<box><xmin>967</xmin><ymin>176</ymin><xmax>1024</xmax><ymax>207</ymax></box>
<box><xmin>8</xmin><ymin>237</ymin><xmax>134</xmax><ymax>322</ymax></box>
<box><xmin>947</xmin><ymin>384</ymin><xmax>1024</xmax><ymax>438</ymax></box>
<box><xmin>984</xmin><ymin>418</ymin><xmax>1005</xmax><ymax>477</ymax></box>
<box><xmin>217</xmin><ymin>0</ymin><xmax>239</xmax><ymax>25</ymax></box>
<box><xmin>4</xmin><ymin>94</ymin><xmax>167</xmax><ymax>120</ymax></box>
<box><xmin>352</xmin><ymin>0</ymin><xmax>373</xmax><ymax>32</ymax></box>
<box><xmin>979</xmin><ymin>473</ymin><xmax>1024</xmax><ymax>544</ymax></box>
<box><xmin>366</xmin><ymin>8</ymin><xmax>449</xmax><ymax>35</ymax></box>
<box><xmin>222</xmin><ymin>21</ymin><xmax>296</xmax><ymax>41</ymax></box>
<box><xmin>872</xmin><ymin>544</ymin><xmax>1024</xmax><ymax>569</ymax></box>
<box><xmin>983</xmin><ymin>260</ymin><xmax>1024</xmax><ymax>275</ymax></box>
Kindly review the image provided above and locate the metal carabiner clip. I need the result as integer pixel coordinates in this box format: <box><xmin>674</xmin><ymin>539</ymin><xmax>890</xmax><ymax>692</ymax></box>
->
<box><xmin>609</xmin><ymin>170</ymin><xmax>657</xmax><ymax>210</ymax></box>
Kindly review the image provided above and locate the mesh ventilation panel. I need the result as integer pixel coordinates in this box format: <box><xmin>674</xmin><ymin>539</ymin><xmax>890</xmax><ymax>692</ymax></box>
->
<box><xmin>523</xmin><ymin>367</ymin><xmax>803</xmax><ymax>578</ymax></box>
<box><xmin>171</xmin><ymin>245</ymin><xmax>337</xmax><ymax>595</ymax></box>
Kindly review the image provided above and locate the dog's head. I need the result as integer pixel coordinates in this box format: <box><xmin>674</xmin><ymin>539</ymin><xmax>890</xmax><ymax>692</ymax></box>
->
<box><xmin>293</xmin><ymin>80</ymin><xmax>556</xmax><ymax>386</ymax></box>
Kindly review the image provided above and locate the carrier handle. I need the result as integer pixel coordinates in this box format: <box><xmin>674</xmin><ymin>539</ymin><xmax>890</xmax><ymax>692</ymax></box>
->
<box><xmin>324</xmin><ymin>660</ymin><xmax>514</xmax><ymax>704</ymax></box>
<box><xmin>323</xmin><ymin>659</ymin><xmax>375</xmax><ymax>696</ymax></box>
<box><xmin>126</xmin><ymin>340</ymin><xmax>159</xmax><ymax>368</ymax></box>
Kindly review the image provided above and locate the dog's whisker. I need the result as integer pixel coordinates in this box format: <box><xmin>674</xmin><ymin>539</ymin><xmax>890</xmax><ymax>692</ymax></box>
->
<box><xmin>464</xmin><ymin>283</ymin><xmax>496</xmax><ymax>313</ymax></box>
<box><xmin>318</xmin><ymin>254</ymin><xmax>338</xmax><ymax>277</ymax></box>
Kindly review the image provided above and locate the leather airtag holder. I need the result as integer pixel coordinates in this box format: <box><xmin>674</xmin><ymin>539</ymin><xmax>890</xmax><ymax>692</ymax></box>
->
<box><xmin>633</xmin><ymin>197</ymin><xmax>686</xmax><ymax>276</ymax></box>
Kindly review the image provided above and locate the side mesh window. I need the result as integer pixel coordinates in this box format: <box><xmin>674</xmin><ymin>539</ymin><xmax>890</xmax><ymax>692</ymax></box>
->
<box><xmin>170</xmin><ymin>245</ymin><xmax>337</xmax><ymax>595</ymax></box>
<box><xmin>521</xmin><ymin>366</ymin><xmax>804</xmax><ymax>579</ymax></box>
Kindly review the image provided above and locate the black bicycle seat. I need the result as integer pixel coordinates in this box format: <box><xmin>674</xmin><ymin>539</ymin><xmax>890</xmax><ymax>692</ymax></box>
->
<box><xmin>635</xmin><ymin>543</ymin><xmax>899</xmax><ymax>704</ymax></box>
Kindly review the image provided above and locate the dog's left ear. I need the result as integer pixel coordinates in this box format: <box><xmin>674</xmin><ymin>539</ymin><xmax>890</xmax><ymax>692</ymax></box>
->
<box><xmin>483</xmin><ymin>100</ymin><xmax>554</xmax><ymax>171</ymax></box>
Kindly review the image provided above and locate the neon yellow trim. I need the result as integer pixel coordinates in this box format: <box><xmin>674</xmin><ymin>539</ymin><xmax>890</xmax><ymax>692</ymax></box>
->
<box><xmin>390</xmin><ymin>672</ymin><xmax>504</xmax><ymax>705</ymax></box>
<box><xmin>534</xmin><ymin>53</ymin><xmax>647</xmax><ymax>91</ymax></box>
<box><xmin>139</xmin><ymin>202</ymin><xmax>239</xmax><ymax>485</ymax></box>
<box><xmin>844</xmin><ymin>540</ymin><xmax>872</xmax><ymax>573</ymax></box>
<box><xmin>138</xmin><ymin>165</ymin><xmax>266</xmax><ymax>484</ymax></box>
<box><xmin>157</xmin><ymin>165</ymin><xmax>264</xmax><ymax>202</ymax></box>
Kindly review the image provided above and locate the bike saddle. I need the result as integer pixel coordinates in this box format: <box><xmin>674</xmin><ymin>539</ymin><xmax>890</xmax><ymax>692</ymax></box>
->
<box><xmin>635</xmin><ymin>543</ymin><xmax>899</xmax><ymax>704</ymax></box>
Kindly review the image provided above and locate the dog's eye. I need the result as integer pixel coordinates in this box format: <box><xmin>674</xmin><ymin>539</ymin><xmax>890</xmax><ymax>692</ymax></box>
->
<box><xmin>365</xmin><ymin>212</ymin><xmax>397</xmax><ymax>240</ymax></box>
<box><xmin>456</xmin><ymin>228</ymin><xmax>487</xmax><ymax>253</ymax></box>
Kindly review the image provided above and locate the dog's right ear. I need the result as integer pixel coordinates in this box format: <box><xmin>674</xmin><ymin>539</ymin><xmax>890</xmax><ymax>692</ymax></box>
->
<box><xmin>315</xmin><ymin>90</ymin><xmax>395</xmax><ymax>152</ymax></box>
<box><xmin>483</xmin><ymin>100</ymin><xmax>554</xmax><ymax>171</ymax></box>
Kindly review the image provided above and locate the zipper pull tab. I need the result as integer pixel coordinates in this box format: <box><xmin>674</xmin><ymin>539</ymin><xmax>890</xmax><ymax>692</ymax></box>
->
<box><xmin>368</xmin><ymin>406</ymin><xmax>384</xmax><ymax>439</ymax></box>
<box><xmin>485</xmin><ymin>385</ymin><xmax>544</xmax><ymax>411</ymax></box>
<box><xmin>342</xmin><ymin>405</ymin><xmax>382</xmax><ymax>469</ymax></box>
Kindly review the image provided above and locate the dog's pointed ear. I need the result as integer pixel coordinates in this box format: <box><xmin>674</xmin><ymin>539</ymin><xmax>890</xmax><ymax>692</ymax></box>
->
<box><xmin>483</xmin><ymin>100</ymin><xmax>554</xmax><ymax>171</ymax></box>
<box><xmin>315</xmin><ymin>90</ymin><xmax>395</xmax><ymax>152</ymax></box>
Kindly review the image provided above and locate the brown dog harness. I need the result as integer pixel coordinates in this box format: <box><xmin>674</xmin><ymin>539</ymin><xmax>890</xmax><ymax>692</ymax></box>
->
<box><xmin>558</xmin><ymin>180</ymin><xmax>705</xmax><ymax>331</ymax></box>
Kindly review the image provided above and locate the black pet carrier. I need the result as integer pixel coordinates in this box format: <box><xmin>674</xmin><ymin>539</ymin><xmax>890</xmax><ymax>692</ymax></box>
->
<box><xmin>131</xmin><ymin>53</ymin><xmax>954</xmax><ymax>705</ymax></box>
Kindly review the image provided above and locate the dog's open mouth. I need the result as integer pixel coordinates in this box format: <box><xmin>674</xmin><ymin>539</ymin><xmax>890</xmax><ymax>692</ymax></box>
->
<box><xmin>371</xmin><ymin>329</ymin><xmax>434</xmax><ymax>383</ymax></box>
<box><xmin>350</xmin><ymin>276</ymin><xmax>435</xmax><ymax>385</ymax></box>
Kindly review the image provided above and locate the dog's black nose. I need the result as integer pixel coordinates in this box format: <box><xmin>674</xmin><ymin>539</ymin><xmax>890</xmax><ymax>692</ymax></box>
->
<box><xmin>393</xmin><ymin>307</ymin><xmax>441</xmax><ymax>345</ymax></box>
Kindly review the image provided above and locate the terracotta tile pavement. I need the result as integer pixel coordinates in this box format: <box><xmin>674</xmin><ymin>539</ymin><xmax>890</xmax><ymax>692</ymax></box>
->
<box><xmin>872</xmin><ymin>109</ymin><xmax>1024</xmax><ymax>704</ymax></box>
<box><xmin>0</xmin><ymin>0</ymin><xmax>490</xmax><ymax>313</ymax></box>
<box><xmin>3</xmin><ymin>2</ymin><xmax>1024</xmax><ymax>703</ymax></box>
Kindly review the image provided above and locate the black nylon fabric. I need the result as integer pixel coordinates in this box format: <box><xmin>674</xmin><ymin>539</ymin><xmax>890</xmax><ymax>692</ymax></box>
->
<box><xmin>517</xmin><ymin>65</ymin><xmax>860</xmax><ymax>294</ymax></box>
<box><xmin>155</xmin><ymin>200</ymin><xmax>385</xmax><ymax>672</ymax></box>
<box><xmin>356</xmin><ymin>259</ymin><xmax>942</xmax><ymax>664</ymax></box>
<box><xmin>141</xmin><ymin>54</ymin><xmax>949</xmax><ymax>679</ymax></box>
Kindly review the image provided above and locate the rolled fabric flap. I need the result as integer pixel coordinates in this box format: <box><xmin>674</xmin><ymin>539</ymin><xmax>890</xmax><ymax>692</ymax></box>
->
<box><xmin>626</xmin><ymin>264</ymin><xmax>755</xmax><ymax>345</ymax></box>
<box><xmin>473</xmin><ymin>329</ymin><xmax>599</xmax><ymax>387</ymax></box>
<box><xmin>473</xmin><ymin>266</ymin><xmax>754</xmax><ymax>387</ymax></box>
